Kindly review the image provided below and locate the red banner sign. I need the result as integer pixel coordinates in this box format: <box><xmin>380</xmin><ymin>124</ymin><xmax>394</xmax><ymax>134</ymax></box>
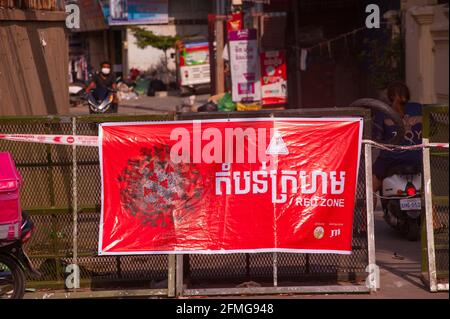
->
<box><xmin>99</xmin><ymin>118</ymin><xmax>363</xmax><ymax>255</ymax></box>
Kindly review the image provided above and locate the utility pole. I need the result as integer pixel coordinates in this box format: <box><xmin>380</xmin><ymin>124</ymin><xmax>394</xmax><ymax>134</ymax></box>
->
<box><xmin>216</xmin><ymin>0</ymin><xmax>226</xmax><ymax>15</ymax></box>
<box><xmin>215</xmin><ymin>17</ymin><xmax>225</xmax><ymax>95</ymax></box>
<box><xmin>212</xmin><ymin>0</ymin><xmax>226</xmax><ymax>95</ymax></box>
<box><xmin>292</xmin><ymin>0</ymin><xmax>303</xmax><ymax>108</ymax></box>
<box><xmin>252</xmin><ymin>1</ymin><xmax>263</xmax><ymax>47</ymax></box>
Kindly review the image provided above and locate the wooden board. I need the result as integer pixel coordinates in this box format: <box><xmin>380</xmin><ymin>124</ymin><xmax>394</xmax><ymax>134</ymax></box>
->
<box><xmin>0</xmin><ymin>9</ymin><xmax>69</xmax><ymax>115</ymax></box>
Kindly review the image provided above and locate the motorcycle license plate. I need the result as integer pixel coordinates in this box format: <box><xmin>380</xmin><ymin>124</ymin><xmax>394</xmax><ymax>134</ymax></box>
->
<box><xmin>400</xmin><ymin>198</ymin><xmax>422</xmax><ymax>211</ymax></box>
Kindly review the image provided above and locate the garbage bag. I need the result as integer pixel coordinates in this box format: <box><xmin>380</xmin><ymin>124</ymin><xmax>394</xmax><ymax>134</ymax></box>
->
<box><xmin>147</xmin><ymin>79</ymin><xmax>167</xmax><ymax>97</ymax></box>
<box><xmin>134</xmin><ymin>77</ymin><xmax>150</xmax><ymax>96</ymax></box>
<box><xmin>217</xmin><ymin>92</ymin><xmax>235</xmax><ymax>112</ymax></box>
<box><xmin>198</xmin><ymin>102</ymin><xmax>218</xmax><ymax>112</ymax></box>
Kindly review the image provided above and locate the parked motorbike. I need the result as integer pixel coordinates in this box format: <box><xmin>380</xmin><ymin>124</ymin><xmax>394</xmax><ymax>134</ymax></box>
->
<box><xmin>0</xmin><ymin>213</ymin><xmax>40</xmax><ymax>299</ymax></box>
<box><xmin>350</xmin><ymin>98</ymin><xmax>423</xmax><ymax>241</ymax></box>
<box><xmin>381</xmin><ymin>166</ymin><xmax>422</xmax><ymax>241</ymax></box>
<box><xmin>0</xmin><ymin>152</ymin><xmax>39</xmax><ymax>299</ymax></box>
<box><xmin>69</xmin><ymin>82</ymin><xmax>88</xmax><ymax>108</ymax></box>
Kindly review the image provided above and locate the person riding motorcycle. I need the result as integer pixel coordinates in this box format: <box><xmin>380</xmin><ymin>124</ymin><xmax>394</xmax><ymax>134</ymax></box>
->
<box><xmin>372</xmin><ymin>82</ymin><xmax>423</xmax><ymax>207</ymax></box>
<box><xmin>85</xmin><ymin>61</ymin><xmax>118</xmax><ymax>112</ymax></box>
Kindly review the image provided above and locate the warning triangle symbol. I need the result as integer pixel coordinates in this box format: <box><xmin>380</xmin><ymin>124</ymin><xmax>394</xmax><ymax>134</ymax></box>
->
<box><xmin>266</xmin><ymin>131</ymin><xmax>289</xmax><ymax>155</ymax></box>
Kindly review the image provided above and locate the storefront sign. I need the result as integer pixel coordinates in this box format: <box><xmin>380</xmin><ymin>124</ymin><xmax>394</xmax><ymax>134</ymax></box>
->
<box><xmin>103</xmin><ymin>0</ymin><xmax>169</xmax><ymax>25</ymax></box>
<box><xmin>228</xmin><ymin>29</ymin><xmax>262</xmax><ymax>103</ymax></box>
<box><xmin>260</xmin><ymin>50</ymin><xmax>287</xmax><ymax>105</ymax></box>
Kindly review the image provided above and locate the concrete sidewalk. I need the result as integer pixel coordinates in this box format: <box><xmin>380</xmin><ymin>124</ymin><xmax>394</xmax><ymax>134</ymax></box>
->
<box><xmin>24</xmin><ymin>210</ymin><xmax>448</xmax><ymax>299</ymax></box>
<box><xmin>281</xmin><ymin>210</ymin><xmax>448</xmax><ymax>299</ymax></box>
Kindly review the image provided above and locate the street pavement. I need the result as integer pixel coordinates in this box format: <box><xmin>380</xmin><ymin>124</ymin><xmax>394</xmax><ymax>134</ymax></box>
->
<box><xmin>283</xmin><ymin>209</ymin><xmax>448</xmax><ymax>299</ymax></box>
<box><xmin>70</xmin><ymin>92</ymin><xmax>211</xmax><ymax>116</ymax></box>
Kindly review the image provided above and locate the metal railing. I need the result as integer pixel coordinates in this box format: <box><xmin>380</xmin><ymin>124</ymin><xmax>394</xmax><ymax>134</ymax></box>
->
<box><xmin>175</xmin><ymin>108</ymin><xmax>375</xmax><ymax>296</ymax></box>
<box><xmin>0</xmin><ymin>114</ymin><xmax>176</xmax><ymax>297</ymax></box>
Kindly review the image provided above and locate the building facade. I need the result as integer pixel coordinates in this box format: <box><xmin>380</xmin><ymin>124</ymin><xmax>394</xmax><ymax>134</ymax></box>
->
<box><xmin>403</xmin><ymin>0</ymin><xmax>449</xmax><ymax>104</ymax></box>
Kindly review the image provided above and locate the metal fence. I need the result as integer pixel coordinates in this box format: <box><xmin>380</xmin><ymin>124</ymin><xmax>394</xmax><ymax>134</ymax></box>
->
<box><xmin>0</xmin><ymin>109</ymin><xmax>376</xmax><ymax>297</ymax></box>
<box><xmin>422</xmin><ymin>105</ymin><xmax>449</xmax><ymax>292</ymax></box>
<box><xmin>0</xmin><ymin>114</ymin><xmax>175</xmax><ymax>297</ymax></box>
<box><xmin>175</xmin><ymin>108</ymin><xmax>374</xmax><ymax>295</ymax></box>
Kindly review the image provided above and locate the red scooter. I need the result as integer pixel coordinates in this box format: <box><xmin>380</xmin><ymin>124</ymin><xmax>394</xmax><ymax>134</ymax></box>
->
<box><xmin>0</xmin><ymin>152</ymin><xmax>40</xmax><ymax>299</ymax></box>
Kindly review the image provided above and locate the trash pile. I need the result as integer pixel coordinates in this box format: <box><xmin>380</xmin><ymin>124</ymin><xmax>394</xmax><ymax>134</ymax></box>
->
<box><xmin>196</xmin><ymin>92</ymin><xmax>262</xmax><ymax>113</ymax></box>
<box><xmin>117</xmin><ymin>67</ymin><xmax>171</xmax><ymax>100</ymax></box>
<box><xmin>117</xmin><ymin>82</ymin><xmax>138</xmax><ymax>101</ymax></box>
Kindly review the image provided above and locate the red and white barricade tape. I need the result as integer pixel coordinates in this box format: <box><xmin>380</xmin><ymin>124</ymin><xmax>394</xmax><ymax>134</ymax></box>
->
<box><xmin>362</xmin><ymin>139</ymin><xmax>449</xmax><ymax>151</ymax></box>
<box><xmin>0</xmin><ymin>134</ymin><xmax>99</xmax><ymax>147</ymax></box>
<box><xmin>0</xmin><ymin>134</ymin><xmax>448</xmax><ymax>150</ymax></box>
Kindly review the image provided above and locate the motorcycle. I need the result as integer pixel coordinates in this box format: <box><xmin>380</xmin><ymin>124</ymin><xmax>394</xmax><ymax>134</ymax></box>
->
<box><xmin>69</xmin><ymin>81</ymin><xmax>88</xmax><ymax>108</ymax></box>
<box><xmin>380</xmin><ymin>165</ymin><xmax>422</xmax><ymax>241</ymax></box>
<box><xmin>82</xmin><ymin>88</ymin><xmax>118</xmax><ymax>114</ymax></box>
<box><xmin>0</xmin><ymin>213</ymin><xmax>40</xmax><ymax>299</ymax></box>
<box><xmin>0</xmin><ymin>152</ymin><xmax>39</xmax><ymax>299</ymax></box>
<box><xmin>350</xmin><ymin>98</ymin><xmax>423</xmax><ymax>241</ymax></box>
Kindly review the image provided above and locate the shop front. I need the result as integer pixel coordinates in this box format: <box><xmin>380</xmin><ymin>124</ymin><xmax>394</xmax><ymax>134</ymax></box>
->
<box><xmin>209</xmin><ymin>0</ymin><xmax>390</xmax><ymax>111</ymax></box>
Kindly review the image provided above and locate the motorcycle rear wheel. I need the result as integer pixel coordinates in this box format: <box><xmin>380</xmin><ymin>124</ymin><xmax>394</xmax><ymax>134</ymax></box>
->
<box><xmin>0</xmin><ymin>254</ymin><xmax>26</xmax><ymax>299</ymax></box>
<box><xmin>406</xmin><ymin>218</ymin><xmax>420</xmax><ymax>241</ymax></box>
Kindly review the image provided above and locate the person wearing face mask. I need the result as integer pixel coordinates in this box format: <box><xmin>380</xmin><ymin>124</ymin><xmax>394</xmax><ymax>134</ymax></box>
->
<box><xmin>85</xmin><ymin>61</ymin><xmax>118</xmax><ymax>112</ymax></box>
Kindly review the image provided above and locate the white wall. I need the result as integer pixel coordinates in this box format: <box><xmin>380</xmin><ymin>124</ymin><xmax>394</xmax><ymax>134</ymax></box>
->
<box><xmin>404</xmin><ymin>3</ymin><xmax>449</xmax><ymax>104</ymax></box>
<box><xmin>126</xmin><ymin>25</ymin><xmax>176</xmax><ymax>75</ymax></box>
<box><xmin>431</xmin><ymin>6</ymin><xmax>449</xmax><ymax>103</ymax></box>
<box><xmin>405</xmin><ymin>8</ymin><xmax>422</xmax><ymax>103</ymax></box>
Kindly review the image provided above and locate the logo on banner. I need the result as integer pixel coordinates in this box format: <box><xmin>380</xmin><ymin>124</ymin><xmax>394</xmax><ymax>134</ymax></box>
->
<box><xmin>237</xmin><ymin>29</ymin><xmax>250</xmax><ymax>38</ymax></box>
<box><xmin>266</xmin><ymin>131</ymin><xmax>289</xmax><ymax>155</ymax></box>
<box><xmin>330</xmin><ymin>229</ymin><xmax>341</xmax><ymax>238</ymax></box>
<box><xmin>314</xmin><ymin>226</ymin><xmax>325</xmax><ymax>240</ymax></box>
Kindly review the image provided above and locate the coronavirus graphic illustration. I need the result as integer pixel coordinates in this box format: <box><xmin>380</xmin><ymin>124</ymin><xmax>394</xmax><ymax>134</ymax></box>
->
<box><xmin>117</xmin><ymin>145</ymin><xmax>203</xmax><ymax>228</ymax></box>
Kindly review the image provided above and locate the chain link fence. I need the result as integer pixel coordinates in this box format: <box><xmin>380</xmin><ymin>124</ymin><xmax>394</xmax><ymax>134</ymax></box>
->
<box><xmin>1</xmin><ymin>109</ymin><xmax>375</xmax><ymax>296</ymax></box>
<box><xmin>422</xmin><ymin>105</ymin><xmax>449</xmax><ymax>291</ymax></box>
<box><xmin>0</xmin><ymin>114</ymin><xmax>174</xmax><ymax>293</ymax></box>
<box><xmin>176</xmin><ymin>108</ymin><xmax>373</xmax><ymax>295</ymax></box>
